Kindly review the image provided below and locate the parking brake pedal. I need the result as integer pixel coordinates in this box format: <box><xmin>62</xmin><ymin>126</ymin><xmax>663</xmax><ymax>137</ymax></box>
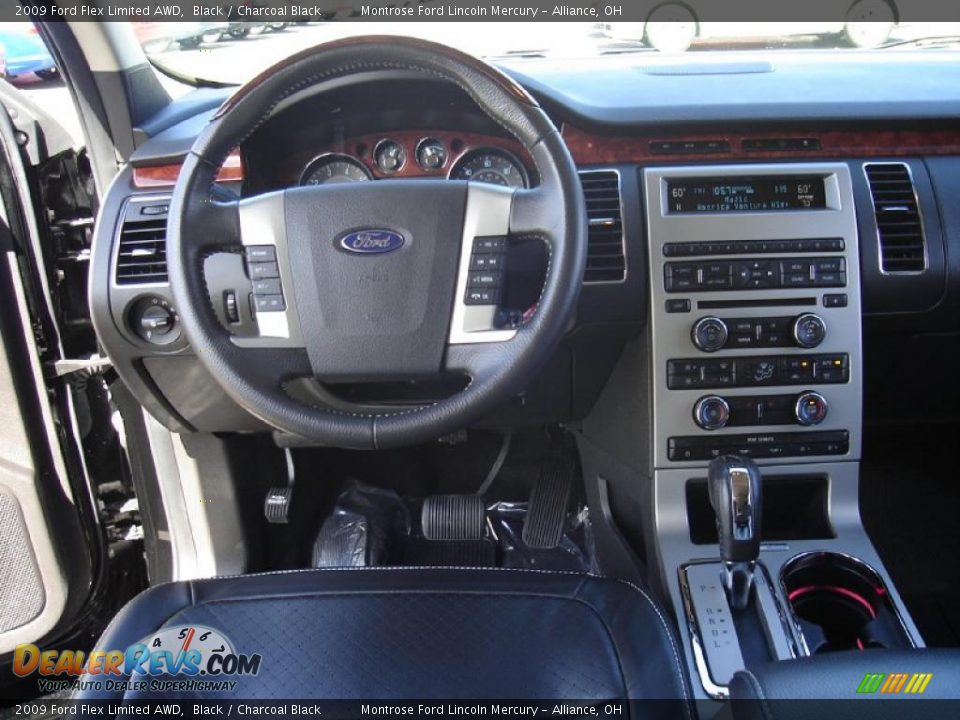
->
<box><xmin>263</xmin><ymin>449</ymin><xmax>295</xmax><ymax>524</ymax></box>
<box><xmin>522</xmin><ymin>455</ymin><xmax>574</xmax><ymax>549</ymax></box>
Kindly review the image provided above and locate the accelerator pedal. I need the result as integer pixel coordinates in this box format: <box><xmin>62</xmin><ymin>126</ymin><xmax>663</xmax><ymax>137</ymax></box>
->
<box><xmin>522</xmin><ymin>455</ymin><xmax>574</xmax><ymax>549</ymax></box>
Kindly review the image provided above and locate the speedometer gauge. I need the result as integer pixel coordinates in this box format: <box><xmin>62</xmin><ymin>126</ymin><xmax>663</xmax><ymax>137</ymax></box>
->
<box><xmin>449</xmin><ymin>148</ymin><xmax>529</xmax><ymax>188</ymax></box>
<box><xmin>299</xmin><ymin>154</ymin><xmax>373</xmax><ymax>185</ymax></box>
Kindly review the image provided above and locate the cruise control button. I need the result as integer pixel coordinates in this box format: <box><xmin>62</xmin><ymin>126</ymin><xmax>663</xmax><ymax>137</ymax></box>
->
<box><xmin>252</xmin><ymin>278</ymin><xmax>282</xmax><ymax>295</ymax></box>
<box><xmin>246</xmin><ymin>245</ymin><xmax>277</xmax><ymax>262</ymax></box>
<box><xmin>249</xmin><ymin>262</ymin><xmax>280</xmax><ymax>280</ymax></box>
<box><xmin>253</xmin><ymin>294</ymin><xmax>286</xmax><ymax>312</ymax></box>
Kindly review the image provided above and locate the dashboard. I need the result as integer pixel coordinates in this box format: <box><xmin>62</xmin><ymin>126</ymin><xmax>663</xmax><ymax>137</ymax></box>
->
<box><xmin>90</xmin><ymin>53</ymin><xmax>960</xmax><ymax>438</ymax></box>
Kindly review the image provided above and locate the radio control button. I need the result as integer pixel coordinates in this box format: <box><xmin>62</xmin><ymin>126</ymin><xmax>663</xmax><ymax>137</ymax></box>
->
<box><xmin>792</xmin><ymin>313</ymin><xmax>827</xmax><ymax>348</ymax></box>
<box><xmin>692</xmin><ymin>317</ymin><xmax>728</xmax><ymax>352</ymax></box>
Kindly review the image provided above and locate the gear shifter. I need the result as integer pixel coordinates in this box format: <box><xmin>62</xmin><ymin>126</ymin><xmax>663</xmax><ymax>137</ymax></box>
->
<box><xmin>708</xmin><ymin>455</ymin><xmax>763</xmax><ymax>610</ymax></box>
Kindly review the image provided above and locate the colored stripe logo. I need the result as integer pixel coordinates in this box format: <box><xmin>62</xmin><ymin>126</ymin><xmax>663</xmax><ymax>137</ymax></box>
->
<box><xmin>857</xmin><ymin>672</ymin><xmax>933</xmax><ymax>694</ymax></box>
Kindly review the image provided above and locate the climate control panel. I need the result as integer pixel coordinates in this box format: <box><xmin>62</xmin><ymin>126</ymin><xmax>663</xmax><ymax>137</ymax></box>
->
<box><xmin>691</xmin><ymin>313</ymin><xmax>827</xmax><ymax>352</ymax></box>
<box><xmin>693</xmin><ymin>391</ymin><xmax>828</xmax><ymax>430</ymax></box>
<box><xmin>645</xmin><ymin>162</ymin><xmax>863</xmax><ymax>468</ymax></box>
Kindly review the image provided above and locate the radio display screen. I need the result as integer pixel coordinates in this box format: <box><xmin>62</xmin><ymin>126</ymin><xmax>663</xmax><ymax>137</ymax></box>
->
<box><xmin>666</xmin><ymin>176</ymin><xmax>827</xmax><ymax>214</ymax></box>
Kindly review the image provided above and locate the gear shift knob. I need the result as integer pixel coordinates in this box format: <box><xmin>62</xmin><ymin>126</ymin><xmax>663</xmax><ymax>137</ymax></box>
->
<box><xmin>708</xmin><ymin>454</ymin><xmax>763</xmax><ymax>609</ymax></box>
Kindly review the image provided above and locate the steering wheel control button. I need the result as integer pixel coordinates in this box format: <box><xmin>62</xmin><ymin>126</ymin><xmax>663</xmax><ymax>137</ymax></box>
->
<box><xmin>694</xmin><ymin>395</ymin><xmax>731</xmax><ymax>431</ymax></box>
<box><xmin>248</xmin><ymin>261</ymin><xmax>280</xmax><ymax>280</ymax></box>
<box><xmin>224</xmin><ymin>291</ymin><xmax>240</xmax><ymax>324</ymax></box>
<box><xmin>473</xmin><ymin>237</ymin><xmax>506</xmax><ymax>252</ymax></box>
<box><xmin>254</xmin><ymin>294</ymin><xmax>286</xmax><ymax>313</ymax></box>
<box><xmin>692</xmin><ymin>317</ymin><xmax>728</xmax><ymax>352</ymax></box>
<box><xmin>465</xmin><ymin>288</ymin><xmax>499</xmax><ymax>306</ymax></box>
<box><xmin>252</xmin><ymin>278</ymin><xmax>282</xmax><ymax>295</ymax></box>
<box><xmin>470</xmin><ymin>254</ymin><xmax>502</xmax><ymax>270</ymax></box>
<box><xmin>795</xmin><ymin>391</ymin><xmax>829</xmax><ymax>426</ymax></box>
<box><xmin>468</xmin><ymin>272</ymin><xmax>500</xmax><ymax>288</ymax></box>
<box><xmin>245</xmin><ymin>245</ymin><xmax>277</xmax><ymax>262</ymax></box>
<box><xmin>464</xmin><ymin>237</ymin><xmax>507</xmax><ymax>306</ymax></box>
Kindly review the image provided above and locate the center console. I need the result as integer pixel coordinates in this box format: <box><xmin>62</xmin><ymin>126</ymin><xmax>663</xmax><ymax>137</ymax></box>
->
<box><xmin>643</xmin><ymin>164</ymin><xmax>922</xmax><ymax>702</ymax></box>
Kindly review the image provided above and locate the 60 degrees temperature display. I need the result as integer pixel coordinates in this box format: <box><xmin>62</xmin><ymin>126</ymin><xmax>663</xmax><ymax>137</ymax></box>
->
<box><xmin>666</xmin><ymin>176</ymin><xmax>827</xmax><ymax>213</ymax></box>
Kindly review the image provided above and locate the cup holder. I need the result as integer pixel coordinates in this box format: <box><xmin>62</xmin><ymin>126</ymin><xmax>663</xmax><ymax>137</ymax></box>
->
<box><xmin>781</xmin><ymin>552</ymin><xmax>911</xmax><ymax>654</ymax></box>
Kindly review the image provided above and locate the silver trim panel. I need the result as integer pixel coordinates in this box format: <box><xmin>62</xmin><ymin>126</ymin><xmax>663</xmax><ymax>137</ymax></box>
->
<box><xmin>644</xmin><ymin>163</ymin><xmax>863</xmax><ymax>468</ymax></box>
<box><xmin>448</xmin><ymin>183</ymin><xmax>518</xmax><ymax>345</ymax></box>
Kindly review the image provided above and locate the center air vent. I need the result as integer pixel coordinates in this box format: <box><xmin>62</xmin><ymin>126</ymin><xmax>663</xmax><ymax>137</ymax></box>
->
<box><xmin>115</xmin><ymin>208</ymin><xmax>168</xmax><ymax>285</ymax></box>
<box><xmin>864</xmin><ymin>163</ymin><xmax>926</xmax><ymax>273</ymax></box>
<box><xmin>579</xmin><ymin>170</ymin><xmax>626</xmax><ymax>283</ymax></box>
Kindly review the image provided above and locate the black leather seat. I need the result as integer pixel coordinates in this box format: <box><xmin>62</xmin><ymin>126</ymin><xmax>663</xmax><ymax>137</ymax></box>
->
<box><xmin>76</xmin><ymin>568</ymin><xmax>691</xmax><ymax>708</ymax></box>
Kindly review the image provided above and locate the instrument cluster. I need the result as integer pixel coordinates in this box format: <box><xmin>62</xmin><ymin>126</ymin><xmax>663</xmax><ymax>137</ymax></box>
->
<box><xmin>298</xmin><ymin>132</ymin><xmax>532</xmax><ymax>189</ymax></box>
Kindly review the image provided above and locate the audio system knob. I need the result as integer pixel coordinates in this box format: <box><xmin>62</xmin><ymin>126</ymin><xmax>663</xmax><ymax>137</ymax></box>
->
<box><xmin>795</xmin><ymin>391</ymin><xmax>829</xmax><ymax>426</ymax></box>
<box><xmin>792</xmin><ymin>313</ymin><xmax>827</xmax><ymax>349</ymax></box>
<box><xmin>694</xmin><ymin>395</ymin><xmax>731</xmax><ymax>431</ymax></box>
<box><xmin>692</xmin><ymin>317</ymin><xmax>729</xmax><ymax>352</ymax></box>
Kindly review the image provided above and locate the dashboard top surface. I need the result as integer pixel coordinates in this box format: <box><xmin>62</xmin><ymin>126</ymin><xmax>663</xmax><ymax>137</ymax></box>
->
<box><xmin>131</xmin><ymin>50</ymin><xmax>960</xmax><ymax>165</ymax></box>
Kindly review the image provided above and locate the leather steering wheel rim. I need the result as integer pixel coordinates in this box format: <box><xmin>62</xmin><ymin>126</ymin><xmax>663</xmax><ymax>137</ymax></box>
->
<box><xmin>167</xmin><ymin>37</ymin><xmax>586</xmax><ymax>449</ymax></box>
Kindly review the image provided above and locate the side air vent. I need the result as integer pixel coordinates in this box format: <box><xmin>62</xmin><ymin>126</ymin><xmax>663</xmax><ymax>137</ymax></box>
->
<box><xmin>579</xmin><ymin>170</ymin><xmax>626</xmax><ymax>283</ymax></box>
<box><xmin>115</xmin><ymin>212</ymin><xmax>168</xmax><ymax>285</ymax></box>
<box><xmin>864</xmin><ymin>163</ymin><xmax>926</xmax><ymax>273</ymax></box>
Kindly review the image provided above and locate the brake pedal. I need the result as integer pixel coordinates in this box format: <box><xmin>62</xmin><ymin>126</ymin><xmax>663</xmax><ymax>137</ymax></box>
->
<box><xmin>422</xmin><ymin>494</ymin><xmax>486</xmax><ymax>540</ymax></box>
<box><xmin>522</xmin><ymin>455</ymin><xmax>574</xmax><ymax>549</ymax></box>
<box><xmin>264</xmin><ymin>448</ymin><xmax>295</xmax><ymax>524</ymax></box>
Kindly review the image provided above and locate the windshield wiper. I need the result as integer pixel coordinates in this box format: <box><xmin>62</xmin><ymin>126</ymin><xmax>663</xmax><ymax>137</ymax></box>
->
<box><xmin>598</xmin><ymin>43</ymin><xmax>657</xmax><ymax>55</ymax></box>
<box><xmin>484</xmin><ymin>49</ymin><xmax>550</xmax><ymax>60</ymax></box>
<box><xmin>881</xmin><ymin>35</ymin><xmax>960</xmax><ymax>49</ymax></box>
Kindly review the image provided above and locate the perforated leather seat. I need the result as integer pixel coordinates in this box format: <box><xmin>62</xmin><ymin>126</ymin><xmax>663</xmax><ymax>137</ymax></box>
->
<box><xmin>75</xmin><ymin>568</ymin><xmax>691</xmax><ymax>711</ymax></box>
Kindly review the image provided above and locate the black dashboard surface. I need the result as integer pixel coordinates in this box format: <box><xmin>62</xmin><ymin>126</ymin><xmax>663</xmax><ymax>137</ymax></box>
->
<box><xmin>98</xmin><ymin>51</ymin><xmax>960</xmax><ymax>434</ymax></box>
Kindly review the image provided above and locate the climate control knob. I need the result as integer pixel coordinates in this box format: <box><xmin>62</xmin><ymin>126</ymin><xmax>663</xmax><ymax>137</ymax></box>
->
<box><xmin>692</xmin><ymin>317</ymin><xmax>729</xmax><ymax>352</ymax></box>
<box><xmin>792</xmin><ymin>313</ymin><xmax>827</xmax><ymax>349</ymax></box>
<box><xmin>795</xmin><ymin>391</ymin><xmax>829</xmax><ymax>426</ymax></box>
<box><xmin>694</xmin><ymin>395</ymin><xmax>731</xmax><ymax>431</ymax></box>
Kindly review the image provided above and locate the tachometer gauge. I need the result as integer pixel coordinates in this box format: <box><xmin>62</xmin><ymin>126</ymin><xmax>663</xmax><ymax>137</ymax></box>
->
<box><xmin>449</xmin><ymin>148</ymin><xmax>529</xmax><ymax>188</ymax></box>
<box><xmin>299</xmin><ymin>154</ymin><xmax>373</xmax><ymax>185</ymax></box>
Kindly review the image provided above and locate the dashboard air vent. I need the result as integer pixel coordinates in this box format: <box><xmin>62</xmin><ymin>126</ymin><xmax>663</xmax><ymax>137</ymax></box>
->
<box><xmin>115</xmin><ymin>214</ymin><xmax>168</xmax><ymax>285</ymax></box>
<box><xmin>864</xmin><ymin>163</ymin><xmax>926</xmax><ymax>273</ymax></box>
<box><xmin>579</xmin><ymin>170</ymin><xmax>626</xmax><ymax>283</ymax></box>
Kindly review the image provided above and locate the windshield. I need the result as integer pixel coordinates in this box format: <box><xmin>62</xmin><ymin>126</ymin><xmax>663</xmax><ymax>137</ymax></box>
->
<box><xmin>136</xmin><ymin>20</ymin><xmax>960</xmax><ymax>86</ymax></box>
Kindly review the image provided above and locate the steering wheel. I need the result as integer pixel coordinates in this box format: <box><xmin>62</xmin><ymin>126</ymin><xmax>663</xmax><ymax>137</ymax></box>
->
<box><xmin>168</xmin><ymin>37</ymin><xmax>586</xmax><ymax>449</ymax></box>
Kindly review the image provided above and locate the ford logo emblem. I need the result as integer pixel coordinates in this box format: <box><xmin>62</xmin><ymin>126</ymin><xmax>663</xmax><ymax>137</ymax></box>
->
<box><xmin>339</xmin><ymin>229</ymin><xmax>405</xmax><ymax>254</ymax></box>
